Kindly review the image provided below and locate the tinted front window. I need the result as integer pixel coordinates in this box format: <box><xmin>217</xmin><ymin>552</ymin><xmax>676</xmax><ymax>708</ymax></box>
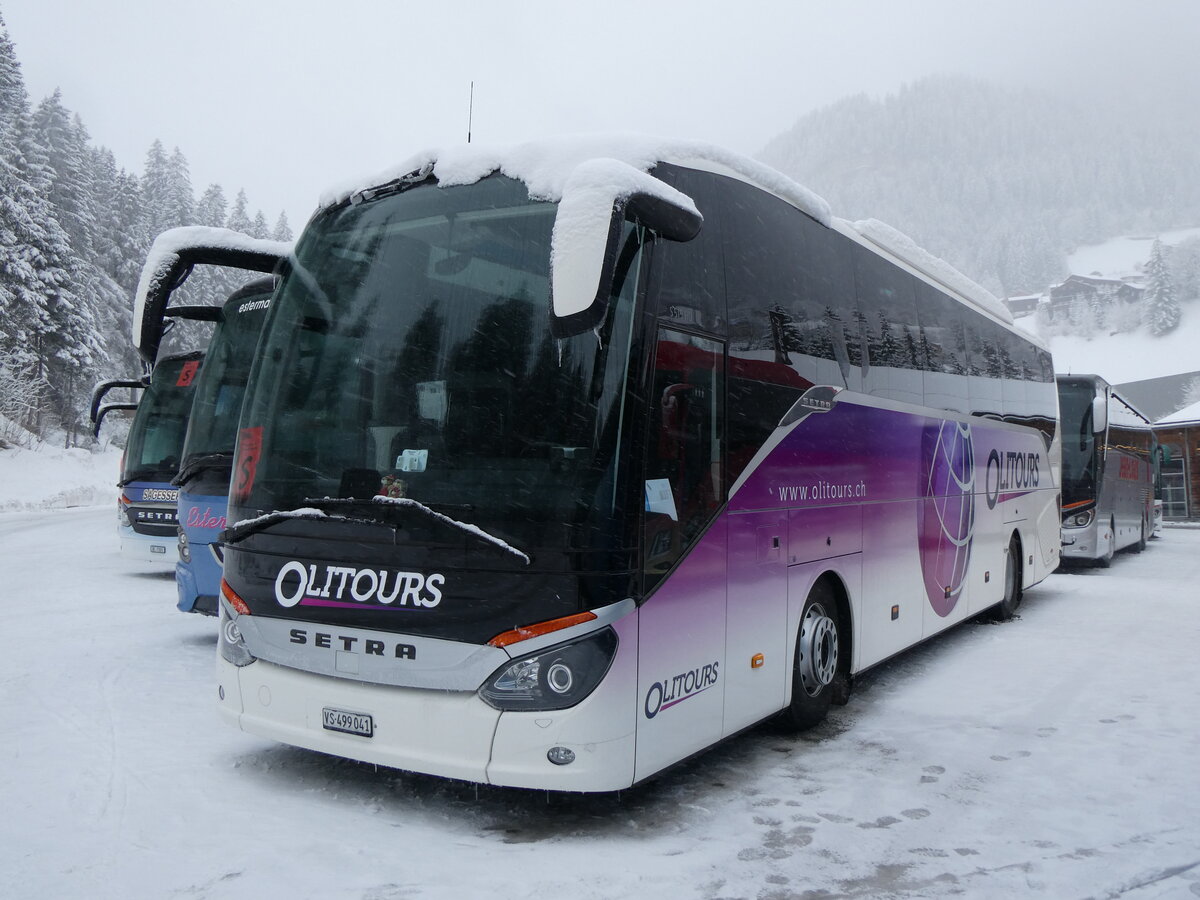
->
<box><xmin>1058</xmin><ymin>377</ymin><xmax>1098</xmax><ymax>507</ymax></box>
<box><xmin>122</xmin><ymin>354</ymin><xmax>202</xmax><ymax>483</ymax></box>
<box><xmin>182</xmin><ymin>289</ymin><xmax>273</xmax><ymax>461</ymax></box>
<box><xmin>234</xmin><ymin>175</ymin><xmax>641</xmax><ymax>553</ymax></box>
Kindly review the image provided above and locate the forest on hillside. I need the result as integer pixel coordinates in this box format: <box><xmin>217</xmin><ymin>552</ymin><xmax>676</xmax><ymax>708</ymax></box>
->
<box><xmin>760</xmin><ymin>76</ymin><xmax>1200</xmax><ymax>302</ymax></box>
<box><xmin>0</xmin><ymin>13</ymin><xmax>290</xmax><ymax>446</ymax></box>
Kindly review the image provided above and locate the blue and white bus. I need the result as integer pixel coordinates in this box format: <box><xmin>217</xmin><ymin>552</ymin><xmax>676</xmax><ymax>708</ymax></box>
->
<box><xmin>108</xmin><ymin>352</ymin><xmax>204</xmax><ymax>564</ymax></box>
<box><xmin>126</xmin><ymin>226</ymin><xmax>289</xmax><ymax>591</ymax></box>
<box><xmin>175</xmin><ymin>279</ymin><xmax>275</xmax><ymax>615</ymax></box>
<box><xmin>215</xmin><ymin>138</ymin><xmax>1060</xmax><ymax>791</ymax></box>
<box><xmin>1057</xmin><ymin>375</ymin><xmax>1154</xmax><ymax>565</ymax></box>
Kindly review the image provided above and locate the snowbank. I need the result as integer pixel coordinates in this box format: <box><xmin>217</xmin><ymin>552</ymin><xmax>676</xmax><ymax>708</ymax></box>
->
<box><xmin>1025</xmin><ymin>301</ymin><xmax>1200</xmax><ymax>384</ymax></box>
<box><xmin>0</xmin><ymin>442</ymin><xmax>122</xmax><ymax>513</ymax></box>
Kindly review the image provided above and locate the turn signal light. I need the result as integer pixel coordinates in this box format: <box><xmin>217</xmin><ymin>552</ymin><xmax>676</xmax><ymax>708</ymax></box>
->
<box><xmin>220</xmin><ymin>578</ymin><xmax>251</xmax><ymax>616</ymax></box>
<box><xmin>487</xmin><ymin>612</ymin><xmax>597</xmax><ymax>648</ymax></box>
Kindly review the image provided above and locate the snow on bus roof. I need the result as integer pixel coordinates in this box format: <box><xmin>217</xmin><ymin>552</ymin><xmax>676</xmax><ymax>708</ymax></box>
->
<box><xmin>849</xmin><ymin>218</ymin><xmax>1015</xmax><ymax>326</ymax></box>
<box><xmin>132</xmin><ymin>226</ymin><xmax>292</xmax><ymax>359</ymax></box>
<box><xmin>318</xmin><ymin>134</ymin><xmax>833</xmax><ymax>226</ymax></box>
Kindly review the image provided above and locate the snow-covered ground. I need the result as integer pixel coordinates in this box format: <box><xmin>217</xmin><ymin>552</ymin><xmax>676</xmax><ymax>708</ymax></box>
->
<box><xmin>1022</xmin><ymin>300</ymin><xmax>1200</xmax><ymax>385</ymax></box>
<box><xmin>3</xmin><ymin>503</ymin><xmax>1199</xmax><ymax>899</ymax></box>
<box><xmin>1067</xmin><ymin>228</ymin><xmax>1200</xmax><ymax>280</ymax></box>
<box><xmin>1018</xmin><ymin>227</ymin><xmax>1200</xmax><ymax>388</ymax></box>
<box><xmin>0</xmin><ymin>441</ymin><xmax>121</xmax><ymax>513</ymax></box>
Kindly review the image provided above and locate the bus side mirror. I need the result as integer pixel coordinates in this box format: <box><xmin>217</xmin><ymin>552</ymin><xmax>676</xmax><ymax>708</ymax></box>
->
<box><xmin>550</xmin><ymin>159</ymin><xmax>701</xmax><ymax>339</ymax></box>
<box><xmin>93</xmin><ymin>403</ymin><xmax>138</xmax><ymax>438</ymax></box>
<box><xmin>1091</xmin><ymin>394</ymin><xmax>1107</xmax><ymax>433</ymax></box>
<box><xmin>90</xmin><ymin>378</ymin><xmax>146</xmax><ymax>422</ymax></box>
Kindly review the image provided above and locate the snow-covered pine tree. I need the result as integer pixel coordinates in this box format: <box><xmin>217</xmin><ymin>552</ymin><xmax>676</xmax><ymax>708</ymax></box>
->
<box><xmin>140</xmin><ymin>139</ymin><xmax>171</xmax><ymax>238</ymax></box>
<box><xmin>195</xmin><ymin>184</ymin><xmax>226</xmax><ymax>228</ymax></box>
<box><xmin>165</xmin><ymin>146</ymin><xmax>193</xmax><ymax>228</ymax></box>
<box><xmin>273</xmin><ymin>211</ymin><xmax>293</xmax><ymax>242</ymax></box>
<box><xmin>1144</xmin><ymin>239</ymin><xmax>1181</xmax><ymax>336</ymax></box>
<box><xmin>90</xmin><ymin>146</ymin><xmax>148</xmax><ymax>295</ymax></box>
<box><xmin>226</xmin><ymin>188</ymin><xmax>251</xmax><ymax>235</ymax></box>
<box><xmin>250</xmin><ymin>209</ymin><xmax>269</xmax><ymax>239</ymax></box>
<box><xmin>33</xmin><ymin>92</ymin><xmax>96</xmax><ymax>260</ymax></box>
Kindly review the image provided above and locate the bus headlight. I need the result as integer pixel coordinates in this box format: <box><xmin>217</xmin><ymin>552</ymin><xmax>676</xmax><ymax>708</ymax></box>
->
<box><xmin>1068</xmin><ymin>510</ymin><xmax>1094</xmax><ymax>528</ymax></box>
<box><xmin>479</xmin><ymin>628</ymin><xmax>617</xmax><ymax>711</ymax></box>
<box><xmin>177</xmin><ymin>529</ymin><xmax>191</xmax><ymax>563</ymax></box>
<box><xmin>218</xmin><ymin>603</ymin><xmax>256</xmax><ymax>667</ymax></box>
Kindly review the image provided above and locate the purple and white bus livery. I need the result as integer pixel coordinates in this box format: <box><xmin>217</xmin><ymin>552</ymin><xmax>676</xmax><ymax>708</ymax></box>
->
<box><xmin>215</xmin><ymin>138</ymin><xmax>1060</xmax><ymax>791</ymax></box>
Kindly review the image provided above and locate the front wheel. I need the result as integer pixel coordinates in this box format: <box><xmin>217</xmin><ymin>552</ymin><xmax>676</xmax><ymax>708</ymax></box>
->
<box><xmin>780</xmin><ymin>581</ymin><xmax>843</xmax><ymax>731</ymax></box>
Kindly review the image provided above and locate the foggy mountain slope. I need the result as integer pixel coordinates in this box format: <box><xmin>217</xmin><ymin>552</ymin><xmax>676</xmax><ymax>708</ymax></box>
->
<box><xmin>758</xmin><ymin>75</ymin><xmax>1200</xmax><ymax>298</ymax></box>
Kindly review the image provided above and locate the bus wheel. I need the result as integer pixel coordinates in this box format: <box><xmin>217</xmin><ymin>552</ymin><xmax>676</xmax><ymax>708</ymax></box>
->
<box><xmin>1096</xmin><ymin>518</ymin><xmax>1115</xmax><ymax>568</ymax></box>
<box><xmin>992</xmin><ymin>534</ymin><xmax>1023</xmax><ymax>621</ymax></box>
<box><xmin>1134</xmin><ymin>520</ymin><xmax>1147</xmax><ymax>553</ymax></box>
<box><xmin>781</xmin><ymin>581</ymin><xmax>841</xmax><ymax>730</ymax></box>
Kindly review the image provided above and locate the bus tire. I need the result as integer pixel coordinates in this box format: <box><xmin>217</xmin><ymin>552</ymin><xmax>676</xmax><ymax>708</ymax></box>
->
<box><xmin>1134</xmin><ymin>520</ymin><xmax>1146</xmax><ymax>553</ymax></box>
<box><xmin>1096</xmin><ymin>518</ymin><xmax>1115</xmax><ymax>568</ymax></box>
<box><xmin>991</xmin><ymin>533</ymin><xmax>1023</xmax><ymax>621</ymax></box>
<box><xmin>781</xmin><ymin>580</ymin><xmax>842</xmax><ymax>731</ymax></box>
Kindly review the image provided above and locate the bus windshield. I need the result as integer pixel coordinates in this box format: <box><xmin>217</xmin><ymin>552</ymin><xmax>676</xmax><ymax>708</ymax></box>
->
<box><xmin>1059</xmin><ymin>377</ymin><xmax>1098</xmax><ymax>508</ymax></box>
<box><xmin>121</xmin><ymin>354</ymin><xmax>202</xmax><ymax>485</ymax></box>
<box><xmin>233</xmin><ymin>174</ymin><xmax>641</xmax><ymax>554</ymax></box>
<box><xmin>180</xmin><ymin>286</ymin><xmax>273</xmax><ymax>465</ymax></box>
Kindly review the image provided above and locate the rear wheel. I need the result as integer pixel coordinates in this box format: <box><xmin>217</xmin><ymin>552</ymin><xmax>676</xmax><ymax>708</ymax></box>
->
<box><xmin>992</xmin><ymin>534</ymin><xmax>1023</xmax><ymax>621</ymax></box>
<box><xmin>780</xmin><ymin>581</ymin><xmax>842</xmax><ymax>730</ymax></box>
<box><xmin>1134</xmin><ymin>519</ymin><xmax>1147</xmax><ymax>553</ymax></box>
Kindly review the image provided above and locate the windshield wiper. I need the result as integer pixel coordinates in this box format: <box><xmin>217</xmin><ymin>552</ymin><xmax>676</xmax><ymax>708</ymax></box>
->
<box><xmin>220</xmin><ymin>496</ymin><xmax>530</xmax><ymax>565</ymax></box>
<box><xmin>220</xmin><ymin>507</ymin><xmax>337</xmax><ymax>546</ymax></box>
<box><xmin>172</xmin><ymin>452</ymin><xmax>234</xmax><ymax>487</ymax></box>
<box><xmin>118</xmin><ymin>466</ymin><xmax>174</xmax><ymax>487</ymax></box>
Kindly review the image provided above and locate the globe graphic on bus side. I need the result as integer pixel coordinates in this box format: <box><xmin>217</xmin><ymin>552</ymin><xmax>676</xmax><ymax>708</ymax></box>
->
<box><xmin>920</xmin><ymin>419</ymin><xmax>975</xmax><ymax>617</ymax></box>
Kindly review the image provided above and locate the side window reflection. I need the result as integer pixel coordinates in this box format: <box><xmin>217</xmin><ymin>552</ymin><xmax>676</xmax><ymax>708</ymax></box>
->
<box><xmin>644</xmin><ymin>329</ymin><xmax>724</xmax><ymax>591</ymax></box>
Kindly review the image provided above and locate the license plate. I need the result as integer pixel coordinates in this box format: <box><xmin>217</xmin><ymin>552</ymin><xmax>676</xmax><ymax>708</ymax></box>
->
<box><xmin>150</xmin><ymin>545</ymin><xmax>166</xmax><ymax>554</ymax></box>
<box><xmin>322</xmin><ymin>707</ymin><xmax>373</xmax><ymax>737</ymax></box>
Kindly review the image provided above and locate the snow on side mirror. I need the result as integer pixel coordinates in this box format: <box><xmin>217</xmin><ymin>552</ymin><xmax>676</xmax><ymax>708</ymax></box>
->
<box><xmin>550</xmin><ymin>159</ymin><xmax>701</xmax><ymax>338</ymax></box>
<box><xmin>133</xmin><ymin>226</ymin><xmax>292</xmax><ymax>365</ymax></box>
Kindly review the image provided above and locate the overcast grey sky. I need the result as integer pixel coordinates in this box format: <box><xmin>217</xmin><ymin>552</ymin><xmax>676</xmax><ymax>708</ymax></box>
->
<box><xmin>4</xmin><ymin>0</ymin><xmax>1197</xmax><ymax>231</ymax></box>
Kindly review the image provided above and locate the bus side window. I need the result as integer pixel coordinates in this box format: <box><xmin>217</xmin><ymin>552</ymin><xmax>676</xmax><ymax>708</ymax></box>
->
<box><xmin>644</xmin><ymin>329</ymin><xmax>724</xmax><ymax>591</ymax></box>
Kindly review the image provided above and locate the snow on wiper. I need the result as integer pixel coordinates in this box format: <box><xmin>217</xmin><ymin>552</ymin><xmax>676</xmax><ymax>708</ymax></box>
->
<box><xmin>172</xmin><ymin>452</ymin><xmax>234</xmax><ymax>487</ymax></box>
<box><xmin>371</xmin><ymin>495</ymin><xmax>530</xmax><ymax>565</ymax></box>
<box><xmin>119</xmin><ymin>467</ymin><xmax>173</xmax><ymax>487</ymax></box>
<box><xmin>305</xmin><ymin>496</ymin><xmax>530</xmax><ymax>565</ymax></box>
<box><xmin>220</xmin><ymin>507</ymin><xmax>333</xmax><ymax>546</ymax></box>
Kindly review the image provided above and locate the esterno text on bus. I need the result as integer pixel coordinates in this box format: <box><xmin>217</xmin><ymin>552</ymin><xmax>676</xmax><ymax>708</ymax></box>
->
<box><xmin>214</xmin><ymin>137</ymin><xmax>1061</xmax><ymax>792</ymax></box>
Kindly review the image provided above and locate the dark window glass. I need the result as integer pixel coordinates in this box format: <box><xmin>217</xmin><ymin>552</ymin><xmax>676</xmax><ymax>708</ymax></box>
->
<box><xmin>647</xmin><ymin>164</ymin><xmax>725</xmax><ymax>333</ymax></box>
<box><xmin>182</xmin><ymin>288</ymin><xmax>273</xmax><ymax>462</ymax></box>
<box><xmin>1057</xmin><ymin>377</ymin><xmax>1099</xmax><ymax>507</ymax></box>
<box><xmin>915</xmin><ymin>281</ymin><xmax>970</xmax><ymax>415</ymax></box>
<box><xmin>853</xmin><ymin>246</ymin><xmax>922</xmax><ymax>404</ymax></box>
<box><xmin>122</xmin><ymin>354</ymin><xmax>202</xmax><ymax>483</ymax></box>
<box><xmin>965</xmin><ymin>315</ymin><xmax>1003</xmax><ymax>419</ymax></box>
<box><xmin>724</xmin><ymin>178</ymin><xmax>856</xmax><ymax>392</ymax></box>
<box><xmin>643</xmin><ymin>330</ymin><xmax>724</xmax><ymax>592</ymax></box>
